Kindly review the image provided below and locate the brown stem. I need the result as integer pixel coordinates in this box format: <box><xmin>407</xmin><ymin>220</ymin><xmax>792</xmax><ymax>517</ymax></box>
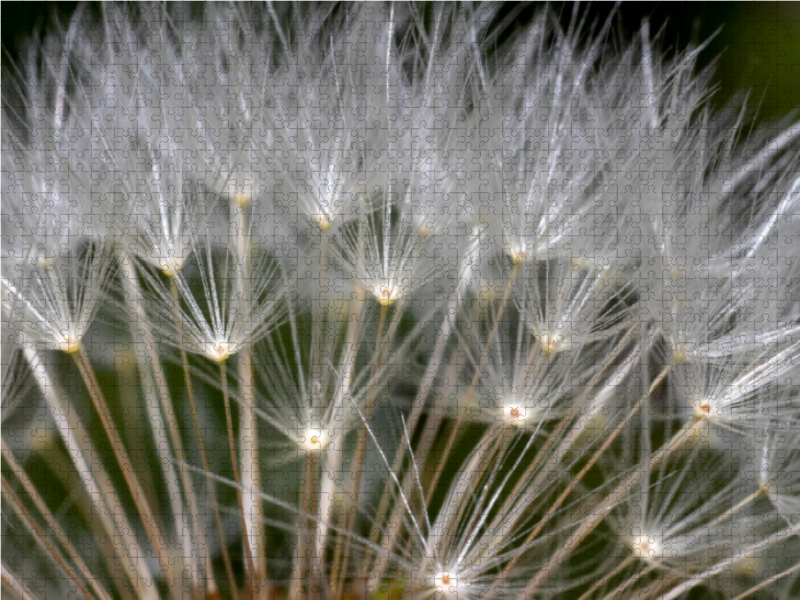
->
<box><xmin>121</xmin><ymin>254</ymin><xmax>203</xmax><ymax>598</ymax></box>
<box><xmin>24</xmin><ymin>348</ymin><xmax>146</xmax><ymax>599</ymax></box>
<box><xmin>425</xmin><ymin>264</ymin><xmax>520</xmax><ymax>508</ymax></box>
<box><xmin>329</xmin><ymin>293</ymin><xmax>366</xmax><ymax>600</ymax></box>
<box><xmin>240</xmin><ymin>346</ymin><xmax>268</xmax><ymax>596</ymax></box>
<box><xmin>517</xmin><ymin>363</ymin><xmax>680</xmax><ymax>599</ymax></box>
<box><xmin>73</xmin><ymin>344</ymin><xmax>175</xmax><ymax>593</ymax></box>
<box><xmin>730</xmin><ymin>561</ymin><xmax>800</xmax><ymax>600</ymax></box>
<box><xmin>575</xmin><ymin>556</ymin><xmax>635</xmax><ymax>600</ymax></box>
<box><xmin>1</xmin><ymin>477</ymin><xmax>93</xmax><ymax>600</ymax></box>
<box><xmin>2</xmin><ymin>441</ymin><xmax>112</xmax><ymax>600</ymax></box>
<box><xmin>337</xmin><ymin>302</ymin><xmax>389</xmax><ymax>598</ymax></box>
<box><xmin>220</xmin><ymin>359</ymin><xmax>257</xmax><ymax>578</ymax></box>
<box><xmin>169</xmin><ymin>275</ymin><xmax>238</xmax><ymax>600</ymax></box>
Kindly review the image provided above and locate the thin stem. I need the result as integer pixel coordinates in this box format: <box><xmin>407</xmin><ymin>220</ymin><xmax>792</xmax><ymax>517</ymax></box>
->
<box><xmin>483</xmin><ymin>416</ymin><xmax>574</xmax><ymax>593</ymax></box>
<box><xmin>24</xmin><ymin>348</ymin><xmax>149</xmax><ymax>600</ymax></box>
<box><xmin>659</xmin><ymin>521</ymin><xmax>800</xmax><ymax>600</ymax></box>
<box><xmin>235</xmin><ymin>204</ymin><xmax>268</xmax><ymax>595</ymax></box>
<box><xmin>297</xmin><ymin>450</ymin><xmax>321</xmax><ymax>600</ymax></box>
<box><xmin>311</xmin><ymin>233</ymin><xmax>330</xmax><ymax>381</ymax></box>
<box><xmin>513</xmin><ymin>326</ymin><xmax>639</xmax><ymax>516</ymax></box>
<box><xmin>575</xmin><ymin>556</ymin><xmax>635</xmax><ymax>600</ymax></box>
<box><xmin>365</xmin><ymin>292</ymin><xmax>460</xmax><ymax>588</ymax></box>
<box><xmin>1</xmin><ymin>477</ymin><xmax>93</xmax><ymax>600</ymax></box>
<box><xmin>603</xmin><ymin>564</ymin><xmax>657</xmax><ymax>599</ymax></box>
<box><xmin>73</xmin><ymin>344</ymin><xmax>175</xmax><ymax>594</ymax></box>
<box><xmin>2</xmin><ymin>440</ymin><xmax>112</xmax><ymax>600</ymax></box>
<box><xmin>147</xmin><ymin>357</ymin><xmax>209</xmax><ymax>600</ymax></box>
<box><xmin>121</xmin><ymin>253</ymin><xmax>201</xmax><ymax>596</ymax></box>
<box><xmin>364</xmin><ymin>268</ymin><xmax>521</xmax><ymax>588</ymax></box>
<box><xmin>519</xmin><ymin>362</ymin><xmax>680</xmax><ymax>599</ymax></box>
<box><xmin>330</xmin><ymin>292</ymin><xmax>367</xmax><ymax>600</ymax></box>
<box><xmin>220</xmin><ymin>359</ymin><xmax>257</xmax><ymax>578</ymax></box>
<box><xmin>170</xmin><ymin>277</ymin><xmax>238</xmax><ymax>600</ymax></box>
<box><xmin>240</xmin><ymin>346</ymin><xmax>267</xmax><ymax>595</ymax></box>
<box><xmin>426</xmin><ymin>263</ymin><xmax>520</xmax><ymax>508</ymax></box>
<box><xmin>338</xmin><ymin>301</ymin><xmax>389</xmax><ymax>598</ymax></box>
<box><xmin>181</xmin><ymin>345</ymin><xmax>238</xmax><ymax>600</ymax></box>
<box><xmin>308</xmin><ymin>231</ymin><xmax>330</xmax><ymax>600</ymax></box>
<box><xmin>2</xmin><ymin>564</ymin><xmax>38</xmax><ymax>600</ymax></box>
<box><xmin>715</xmin><ymin>485</ymin><xmax>767</xmax><ymax>526</ymax></box>
<box><xmin>729</xmin><ymin>560</ymin><xmax>800</xmax><ymax>600</ymax></box>
<box><xmin>439</xmin><ymin>424</ymin><xmax>510</xmax><ymax>558</ymax></box>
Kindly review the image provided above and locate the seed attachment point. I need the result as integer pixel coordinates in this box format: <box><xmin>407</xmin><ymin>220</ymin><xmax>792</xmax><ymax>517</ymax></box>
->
<box><xmin>693</xmin><ymin>399</ymin><xmax>712</xmax><ymax>420</ymax></box>
<box><xmin>316</xmin><ymin>214</ymin><xmax>332</xmax><ymax>231</ymax></box>
<box><xmin>58</xmin><ymin>337</ymin><xmax>82</xmax><ymax>355</ymax></box>
<box><xmin>300</xmin><ymin>429</ymin><xmax>328</xmax><ymax>451</ymax></box>
<box><xmin>376</xmin><ymin>286</ymin><xmax>399</xmax><ymax>306</ymax></box>
<box><xmin>205</xmin><ymin>341</ymin><xmax>237</xmax><ymax>363</ymax></box>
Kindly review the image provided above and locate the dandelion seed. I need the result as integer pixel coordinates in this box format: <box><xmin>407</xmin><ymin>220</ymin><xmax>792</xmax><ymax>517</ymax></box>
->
<box><xmin>760</xmin><ymin>429</ymin><xmax>800</xmax><ymax>525</ymax></box>
<box><xmin>335</xmin><ymin>197</ymin><xmax>448</xmax><ymax>306</ymax></box>
<box><xmin>456</xmin><ymin>308</ymin><xmax>576</xmax><ymax>428</ymax></box>
<box><xmin>137</xmin><ymin>235</ymin><xmax>287</xmax><ymax>362</ymax></box>
<box><xmin>299</xmin><ymin>428</ymin><xmax>330</xmax><ymax>452</ymax></box>
<box><xmin>516</xmin><ymin>258</ymin><xmax>636</xmax><ymax>355</ymax></box>
<box><xmin>1</xmin><ymin>229</ymin><xmax>115</xmax><ymax>353</ymax></box>
<box><xmin>4</xmin><ymin>3</ymin><xmax>800</xmax><ymax>600</ymax></box>
<box><xmin>673</xmin><ymin>342</ymin><xmax>800</xmax><ymax>434</ymax></box>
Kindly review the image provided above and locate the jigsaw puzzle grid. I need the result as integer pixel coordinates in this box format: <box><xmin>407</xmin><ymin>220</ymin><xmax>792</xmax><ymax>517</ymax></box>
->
<box><xmin>3</xmin><ymin>3</ymin><xmax>800</xmax><ymax>600</ymax></box>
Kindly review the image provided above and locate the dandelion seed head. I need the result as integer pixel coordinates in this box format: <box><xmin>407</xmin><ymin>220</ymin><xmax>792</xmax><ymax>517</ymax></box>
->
<box><xmin>139</xmin><ymin>239</ymin><xmax>287</xmax><ymax>361</ymax></box>
<box><xmin>316</xmin><ymin>214</ymin><xmax>332</xmax><ymax>231</ymax></box>
<box><xmin>671</xmin><ymin>342</ymin><xmax>700</xmax><ymax>364</ymax></box>
<box><xmin>159</xmin><ymin>256</ymin><xmax>185</xmax><ymax>278</ymax></box>
<box><xmin>471</xmin><ymin>222</ymin><xmax>486</xmax><ymax>237</ymax></box>
<box><xmin>233</xmin><ymin>192</ymin><xmax>252</xmax><ymax>208</ymax></box>
<box><xmin>4</xmin><ymin>3</ymin><xmax>800</xmax><ymax>599</ymax></box>
<box><xmin>434</xmin><ymin>571</ymin><xmax>460</xmax><ymax>598</ymax></box>
<box><xmin>691</xmin><ymin>396</ymin><xmax>714</xmax><ymax>420</ymax></box>
<box><xmin>631</xmin><ymin>534</ymin><xmax>661</xmax><ymax>561</ymax></box>
<box><xmin>501</xmin><ymin>403</ymin><xmax>525</xmax><ymax>426</ymax></box>
<box><xmin>204</xmin><ymin>340</ymin><xmax>238</xmax><ymax>363</ymax></box>
<box><xmin>759</xmin><ymin>430</ymin><xmax>800</xmax><ymax>525</ymax></box>
<box><xmin>733</xmin><ymin>551</ymin><xmax>762</xmax><ymax>578</ymax></box>
<box><xmin>376</xmin><ymin>285</ymin><xmax>401</xmax><ymax>306</ymax></box>
<box><xmin>57</xmin><ymin>336</ymin><xmax>82</xmax><ymax>355</ymax></box>
<box><xmin>507</xmin><ymin>246</ymin><xmax>531</xmax><ymax>265</ymax></box>
<box><xmin>668</xmin><ymin>263</ymin><xmax>684</xmax><ymax>280</ymax></box>
<box><xmin>299</xmin><ymin>428</ymin><xmax>329</xmax><ymax>452</ymax></box>
<box><xmin>2</xmin><ymin>238</ymin><xmax>115</xmax><ymax>353</ymax></box>
<box><xmin>539</xmin><ymin>332</ymin><xmax>565</xmax><ymax>355</ymax></box>
<box><xmin>36</xmin><ymin>254</ymin><xmax>51</xmax><ymax>270</ymax></box>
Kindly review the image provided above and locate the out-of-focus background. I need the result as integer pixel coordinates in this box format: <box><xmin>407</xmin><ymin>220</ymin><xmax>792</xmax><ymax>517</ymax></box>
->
<box><xmin>3</xmin><ymin>2</ymin><xmax>799</xmax><ymax>126</ymax></box>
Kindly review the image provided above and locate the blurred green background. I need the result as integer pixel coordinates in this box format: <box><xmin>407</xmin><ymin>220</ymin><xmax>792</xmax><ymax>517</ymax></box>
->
<box><xmin>3</xmin><ymin>2</ymin><xmax>799</xmax><ymax>125</ymax></box>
